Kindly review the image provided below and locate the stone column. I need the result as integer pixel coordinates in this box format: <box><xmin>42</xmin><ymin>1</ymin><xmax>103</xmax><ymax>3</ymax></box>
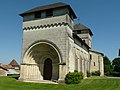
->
<box><xmin>84</xmin><ymin>60</ymin><xmax>87</xmax><ymax>78</ymax></box>
<box><xmin>80</xmin><ymin>59</ymin><xmax>82</xmax><ymax>72</ymax></box>
<box><xmin>19</xmin><ymin>64</ymin><xmax>24</xmax><ymax>80</ymax></box>
<box><xmin>82</xmin><ymin>60</ymin><xmax>84</xmax><ymax>76</ymax></box>
<box><xmin>52</xmin><ymin>64</ymin><xmax>59</xmax><ymax>80</ymax></box>
<box><xmin>99</xmin><ymin>56</ymin><xmax>104</xmax><ymax>76</ymax></box>
<box><xmin>59</xmin><ymin>65</ymin><xmax>66</xmax><ymax>81</ymax></box>
<box><xmin>78</xmin><ymin>58</ymin><xmax>80</xmax><ymax>72</ymax></box>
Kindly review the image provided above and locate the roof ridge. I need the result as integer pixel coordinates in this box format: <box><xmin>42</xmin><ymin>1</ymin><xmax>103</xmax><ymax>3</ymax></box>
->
<box><xmin>20</xmin><ymin>2</ymin><xmax>77</xmax><ymax>19</ymax></box>
<box><xmin>20</xmin><ymin>2</ymin><xmax>68</xmax><ymax>16</ymax></box>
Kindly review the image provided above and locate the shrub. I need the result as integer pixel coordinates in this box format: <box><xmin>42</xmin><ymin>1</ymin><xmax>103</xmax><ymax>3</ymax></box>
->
<box><xmin>65</xmin><ymin>72</ymin><xmax>83</xmax><ymax>84</ymax></box>
<box><xmin>74</xmin><ymin>70</ymin><xmax>78</xmax><ymax>72</ymax></box>
<box><xmin>79</xmin><ymin>72</ymin><xmax>83</xmax><ymax>79</ymax></box>
<box><xmin>87</xmin><ymin>71</ymin><xmax>91</xmax><ymax>77</ymax></box>
<box><xmin>92</xmin><ymin>71</ymin><xmax>100</xmax><ymax>76</ymax></box>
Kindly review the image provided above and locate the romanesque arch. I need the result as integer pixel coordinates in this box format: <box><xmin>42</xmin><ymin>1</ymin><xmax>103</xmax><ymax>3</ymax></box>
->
<box><xmin>21</xmin><ymin>40</ymin><xmax>62</xmax><ymax>80</ymax></box>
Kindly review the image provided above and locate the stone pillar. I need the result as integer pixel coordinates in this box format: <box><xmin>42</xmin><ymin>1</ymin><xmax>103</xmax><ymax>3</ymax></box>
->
<box><xmin>52</xmin><ymin>64</ymin><xmax>59</xmax><ymax>80</ymax></box>
<box><xmin>19</xmin><ymin>64</ymin><xmax>28</xmax><ymax>80</ymax></box>
<box><xmin>78</xmin><ymin>58</ymin><xmax>80</xmax><ymax>72</ymax></box>
<box><xmin>85</xmin><ymin>60</ymin><xmax>88</xmax><ymax>77</ymax></box>
<box><xmin>79</xmin><ymin>59</ymin><xmax>82</xmax><ymax>72</ymax></box>
<box><xmin>84</xmin><ymin>60</ymin><xmax>87</xmax><ymax>78</ymax></box>
<box><xmin>82</xmin><ymin>60</ymin><xmax>84</xmax><ymax>75</ymax></box>
<box><xmin>59</xmin><ymin>65</ymin><xmax>66</xmax><ymax>81</ymax></box>
<box><xmin>19</xmin><ymin>64</ymin><xmax>24</xmax><ymax>80</ymax></box>
<box><xmin>99</xmin><ymin>56</ymin><xmax>104</xmax><ymax>76</ymax></box>
<box><xmin>33</xmin><ymin>64</ymin><xmax>42</xmax><ymax>80</ymax></box>
<box><xmin>37</xmin><ymin>64</ymin><xmax>43</xmax><ymax>80</ymax></box>
<box><xmin>68</xmin><ymin>37</ymin><xmax>75</xmax><ymax>72</ymax></box>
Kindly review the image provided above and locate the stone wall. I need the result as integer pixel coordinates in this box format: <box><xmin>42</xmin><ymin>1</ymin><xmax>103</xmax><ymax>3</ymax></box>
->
<box><xmin>89</xmin><ymin>51</ymin><xmax>104</xmax><ymax>76</ymax></box>
<box><xmin>74</xmin><ymin>44</ymin><xmax>89</xmax><ymax>77</ymax></box>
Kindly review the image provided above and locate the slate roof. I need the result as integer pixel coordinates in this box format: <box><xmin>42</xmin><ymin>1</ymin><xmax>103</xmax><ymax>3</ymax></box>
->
<box><xmin>74</xmin><ymin>23</ymin><xmax>93</xmax><ymax>36</ymax></box>
<box><xmin>20</xmin><ymin>2</ymin><xmax>77</xmax><ymax>18</ymax></box>
<box><xmin>74</xmin><ymin>23</ymin><xmax>89</xmax><ymax>30</ymax></box>
<box><xmin>9</xmin><ymin>59</ymin><xmax>19</xmax><ymax>67</ymax></box>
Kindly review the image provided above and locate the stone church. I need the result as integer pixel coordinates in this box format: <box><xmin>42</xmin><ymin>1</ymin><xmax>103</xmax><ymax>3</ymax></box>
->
<box><xmin>19</xmin><ymin>2</ymin><xmax>104</xmax><ymax>82</ymax></box>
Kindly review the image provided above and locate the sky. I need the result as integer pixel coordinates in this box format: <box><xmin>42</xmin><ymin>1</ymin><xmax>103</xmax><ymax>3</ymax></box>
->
<box><xmin>0</xmin><ymin>0</ymin><xmax>120</xmax><ymax>64</ymax></box>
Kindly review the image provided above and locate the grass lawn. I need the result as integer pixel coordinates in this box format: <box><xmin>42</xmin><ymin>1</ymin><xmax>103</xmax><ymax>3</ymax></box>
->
<box><xmin>0</xmin><ymin>76</ymin><xmax>120</xmax><ymax>90</ymax></box>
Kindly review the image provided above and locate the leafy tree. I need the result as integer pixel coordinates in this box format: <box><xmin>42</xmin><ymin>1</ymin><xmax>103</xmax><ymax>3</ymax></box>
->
<box><xmin>103</xmin><ymin>56</ymin><xmax>113</xmax><ymax>76</ymax></box>
<box><xmin>112</xmin><ymin>58</ymin><xmax>120</xmax><ymax>72</ymax></box>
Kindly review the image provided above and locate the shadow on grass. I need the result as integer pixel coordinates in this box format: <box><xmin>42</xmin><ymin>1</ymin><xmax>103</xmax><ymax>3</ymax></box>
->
<box><xmin>7</xmin><ymin>74</ymin><xmax>20</xmax><ymax>80</ymax></box>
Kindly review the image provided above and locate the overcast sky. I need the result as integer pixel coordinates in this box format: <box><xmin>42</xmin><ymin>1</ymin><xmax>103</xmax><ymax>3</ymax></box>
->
<box><xmin>0</xmin><ymin>0</ymin><xmax>120</xmax><ymax>64</ymax></box>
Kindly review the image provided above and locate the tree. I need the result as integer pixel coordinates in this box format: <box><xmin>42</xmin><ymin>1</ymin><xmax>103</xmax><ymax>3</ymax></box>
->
<box><xmin>112</xmin><ymin>58</ymin><xmax>120</xmax><ymax>72</ymax></box>
<box><xmin>103</xmin><ymin>56</ymin><xmax>113</xmax><ymax>76</ymax></box>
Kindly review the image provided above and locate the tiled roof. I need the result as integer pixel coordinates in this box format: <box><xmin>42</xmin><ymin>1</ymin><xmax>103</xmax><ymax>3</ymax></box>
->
<box><xmin>2</xmin><ymin>65</ymin><xmax>14</xmax><ymax>69</ymax></box>
<box><xmin>74</xmin><ymin>23</ymin><xmax>93</xmax><ymax>36</ymax></box>
<box><xmin>0</xmin><ymin>65</ymin><xmax>8</xmax><ymax>71</ymax></box>
<box><xmin>9</xmin><ymin>59</ymin><xmax>19</xmax><ymax>67</ymax></box>
<box><xmin>74</xmin><ymin>23</ymin><xmax>89</xmax><ymax>30</ymax></box>
<box><xmin>20</xmin><ymin>2</ymin><xmax>77</xmax><ymax>18</ymax></box>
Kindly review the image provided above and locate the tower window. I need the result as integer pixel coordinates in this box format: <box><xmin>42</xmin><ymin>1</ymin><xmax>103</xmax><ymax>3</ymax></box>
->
<box><xmin>90</xmin><ymin>54</ymin><xmax>92</xmax><ymax>60</ymax></box>
<box><xmin>94</xmin><ymin>62</ymin><xmax>96</xmax><ymax>66</ymax></box>
<box><xmin>35</xmin><ymin>11</ymin><xmax>41</xmax><ymax>18</ymax></box>
<box><xmin>46</xmin><ymin>9</ymin><xmax>53</xmax><ymax>17</ymax></box>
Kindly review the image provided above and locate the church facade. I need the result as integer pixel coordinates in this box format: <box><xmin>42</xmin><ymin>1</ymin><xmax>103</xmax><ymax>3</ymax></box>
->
<box><xmin>19</xmin><ymin>2</ymin><xmax>104</xmax><ymax>82</ymax></box>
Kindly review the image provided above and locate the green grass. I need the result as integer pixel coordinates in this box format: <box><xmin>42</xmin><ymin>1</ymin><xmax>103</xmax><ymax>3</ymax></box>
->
<box><xmin>0</xmin><ymin>76</ymin><xmax>120</xmax><ymax>90</ymax></box>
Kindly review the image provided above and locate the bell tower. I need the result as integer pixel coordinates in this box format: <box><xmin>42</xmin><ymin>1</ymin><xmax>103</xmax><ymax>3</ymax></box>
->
<box><xmin>19</xmin><ymin>2</ymin><xmax>77</xmax><ymax>81</ymax></box>
<box><xmin>74</xmin><ymin>23</ymin><xmax>93</xmax><ymax>49</ymax></box>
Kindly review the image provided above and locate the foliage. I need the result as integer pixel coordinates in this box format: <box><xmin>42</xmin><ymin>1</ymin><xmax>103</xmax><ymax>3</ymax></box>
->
<box><xmin>112</xmin><ymin>71</ymin><xmax>120</xmax><ymax>77</ymax></box>
<box><xmin>65</xmin><ymin>72</ymin><xmax>83</xmax><ymax>84</ymax></box>
<box><xmin>112</xmin><ymin>58</ymin><xmax>120</xmax><ymax>72</ymax></box>
<box><xmin>87</xmin><ymin>71</ymin><xmax>91</xmax><ymax>77</ymax></box>
<box><xmin>1</xmin><ymin>76</ymin><xmax>120</xmax><ymax>90</ymax></box>
<box><xmin>112</xmin><ymin>58</ymin><xmax>120</xmax><ymax>77</ymax></box>
<box><xmin>103</xmin><ymin>56</ymin><xmax>113</xmax><ymax>76</ymax></box>
<box><xmin>104</xmin><ymin>56</ymin><xmax>111</xmax><ymax>65</ymax></box>
<box><xmin>92</xmin><ymin>71</ymin><xmax>100</xmax><ymax>76</ymax></box>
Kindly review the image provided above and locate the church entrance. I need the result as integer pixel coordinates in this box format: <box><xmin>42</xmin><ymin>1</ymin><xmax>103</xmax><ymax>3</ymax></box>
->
<box><xmin>21</xmin><ymin>41</ymin><xmax>61</xmax><ymax>81</ymax></box>
<box><xmin>44</xmin><ymin>58</ymin><xmax>52</xmax><ymax>80</ymax></box>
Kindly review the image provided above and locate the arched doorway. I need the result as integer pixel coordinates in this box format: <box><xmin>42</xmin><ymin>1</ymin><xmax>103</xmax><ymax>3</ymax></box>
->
<box><xmin>44</xmin><ymin>58</ymin><xmax>52</xmax><ymax>80</ymax></box>
<box><xmin>20</xmin><ymin>41</ymin><xmax>62</xmax><ymax>81</ymax></box>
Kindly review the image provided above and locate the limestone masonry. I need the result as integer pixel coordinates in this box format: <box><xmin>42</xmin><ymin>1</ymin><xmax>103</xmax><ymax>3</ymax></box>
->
<box><xmin>19</xmin><ymin>2</ymin><xmax>104</xmax><ymax>82</ymax></box>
